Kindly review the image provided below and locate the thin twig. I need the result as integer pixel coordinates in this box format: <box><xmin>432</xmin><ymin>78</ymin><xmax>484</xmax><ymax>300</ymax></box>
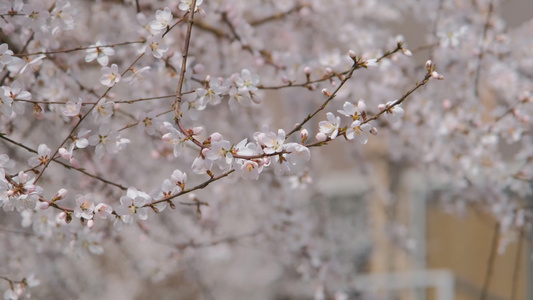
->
<box><xmin>286</xmin><ymin>44</ymin><xmax>404</xmax><ymax>138</ymax></box>
<box><xmin>0</xmin><ymin>134</ymin><xmax>128</xmax><ymax>190</ymax></box>
<box><xmin>510</xmin><ymin>229</ymin><xmax>524</xmax><ymax>300</ymax></box>
<box><xmin>473</xmin><ymin>0</ymin><xmax>494</xmax><ymax>99</ymax></box>
<box><xmin>480</xmin><ymin>222</ymin><xmax>500</xmax><ymax>300</ymax></box>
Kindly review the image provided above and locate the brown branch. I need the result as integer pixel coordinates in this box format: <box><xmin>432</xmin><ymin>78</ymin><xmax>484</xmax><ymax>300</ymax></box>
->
<box><xmin>34</xmin><ymin>52</ymin><xmax>145</xmax><ymax>185</ymax></box>
<box><xmin>480</xmin><ymin>222</ymin><xmax>500</xmax><ymax>300</ymax></box>
<box><xmin>12</xmin><ymin>40</ymin><xmax>144</xmax><ymax>57</ymax></box>
<box><xmin>286</xmin><ymin>44</ymin><xmax>404</xmax><ymax>138</ymax></box>
<box><xmin>249</xmin><ymin>4</ymin><xmax>308</xmax><ymax>26</ymax></box>
<box><xmin>362</xmin><ymin>73</ymin><xmax>432</xmax><ymax>125</ymax></box>
<box><xmin>473</xmin><ymin>0</ymin><xmax>494</xmax><ymax>99</ymax></box>
<box><xmin>147</xmin><ymin>169</ymin><xmax>235</xmax><ymax>207</ymax></box>
<box><xmin>0</xmin><ymin>134</ymin><xmax>128</xmax><ymax>190</ymax></box>
<box><xmin>510</xmin><ymin>230</ymin><xmax>525</xmax><ymax>300</ymax></box>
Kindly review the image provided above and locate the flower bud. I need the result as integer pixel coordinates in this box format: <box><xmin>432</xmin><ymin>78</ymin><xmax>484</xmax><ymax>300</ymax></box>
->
<box><xmin>87</xmin><ymin>219</ymin><xmax>95</xmax><ymax>229</ymax></box>
<box><xmin>58</xmin><ymin>148</ymin><xmax>70</xmax><ymax>160</ymax></box>
<box><xmin>370</xmin><ymin>127</ymin><xmax>379</xmax><ymax>136</ymax></box>
<box><xmin>357</xmin><ymin>99</ymin><xmax>367</xmax><ymax>113</ymax></box>
<box><xmin>316</xmin><ymin>132</ymin><xmax>327</xmax><ymax>142</ymax></box>
<box><xmin>53</xmin><ymin>188</ymin><xmax>68</xmax><ymax>202</ymax></box>
<box><xmin>59</xmin><ymin>211</ymin><xmax>67</xmax><ymax>220</ymax></box>
<box><xmin>322</xmin><ymin>88</ymin><xmax>331</xmax><ymax>97</ymax></box>
<box><xmin>364</xmin><ymin>59</ymin><xmax>377</xmax><ymax>68</ymax></box>
<box><xmin>304</xmin><ymin>67</ymin><xmax>312</xmax><ymax>76</ymax></box>
<box><xmin>300</xmin><ymin>129</ymin><xmax>308</xmax><ymax>143</ymax></box>
<box><xmin>348</xmin><ymin>50</ymin><xmax>357</xmax><ymax>60</ymax></box>
<box><xmin>425</xmin><ymin>60</ymin><xmax>432</xmax><ymax>71</ymax></box>
<box><xmin>39</xmin><ymin>201</ymin><xmax>50</xmax><ymax>210</ymax></box>
<box><xmin>402</xmin><ymin>48</ymin><xmax>412</xmax><ymax>57</ymax></box>
<box><xmin>378</xmin><ymin>104</ymin><xmax>386</xmax><ymax>111</ymax></box>
<box><xmin>193</xmin><ymin>63</ymin><xmax>205</xmax><ymax>74</ymax></box>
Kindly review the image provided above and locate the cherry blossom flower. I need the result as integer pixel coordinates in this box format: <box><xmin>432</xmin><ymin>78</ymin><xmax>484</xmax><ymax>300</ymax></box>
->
<box><xmin>178</xmin><ymin>0</ymin><xmax>203</xmax><ymax>12</ymax></box>
<box><xmin>94</xmin><ymin>203</ymin><xmax>113</xmax><ymax>219</ymax></box>
<box><xmin>2</xmin><ymin>80</ymin><xmax>31</xmax><ymax>114</ymax></box>
<box><xmin>0</xmin><ymin>43</ymin><xmax>13</xmax><ymax>70</ymax></box>
<box><xmin>63</xmin><ymin>98</ymin><xmax>82</xmax><ymax>117</ymax></box>
<box><xmin>161</xmin><ymin>124</ymin><xmax>188</xmax><ymax>157</ymax></box>
<box><xmin>1</xmin><ymin>171</ymin><xmax>42</xmax><ymax>212</ymax></box>
<box><xmin>88</xmin><ymin>124</ymin><xmax>130</xmax><ymax>159</ymax></box>
<box><xmin>256</xmin><ymin>129</ymin><xmax>285</xmax><ymax>154</ymax></box>
<box><xmin>123</xmin><ymin>66</ymin><xmax>151</xmax><ymax>84</ymax></box>
<box><xmin>149</xmin><ymin>7</ymin><xmax>173</xmax><ymax>32</ymax></box>
<box><xmin>28</xmin><ymin>144</ymin><xmax>51</xmax><ymax>167</ymax></box>
<box><xmin>138</xmin><ymin>111</ymin><xmax>160</xmax><ymax>135</ymax></box>
<box><xmin>72</xmin><ymin>129</ymin><xmax>91</xmax><ymax>149</ymax></box>
<box><xmin>85</xmin><ymin>41</ymin><xmax>115</xmax><ymax>66</ymax></box>
<box><xmin>50</xmin><ymin>0</ymin><xmax>75</xmax><ymax>34</ymax></box>
<box><xmin>73</xmin><ymin>229</ymin><xmax>104</xmax><ymax>255</ymax></box>
<box><xmin>240</xmin><ymin>160</ymin><xmax>261</xmax><ymax>180</ymax></box>
<box><xmin>191</xmin><ymin>149</ymin><xmax>213</xmax><ymax>174</ymax></box>
<box><xmin>228</xmin><ymin>86</ymin><xmax>252</xmax><ymax>111</ymax></box>
<box><xmin>115</xmin><ymin>187</ymin><xmax>152</xmax><ymax>224</ymax></box>
<box><xmin>145</xmin><ymin>35</ymin><xmax>168</xmax><ymax>59</ymax></box>
<box><xmin>23</xmin><ymin>3</ymin><xmax>50</xmax><ymax>31</ymax></box>
<box><xmin>74</xmin><ymin>194</ymin><xmax>95</xmax><ymax>220</ymax></box>
<box><xmin>171</xmin><ymin>169</ymin><xmax>187</xmax><ymax>190</ymax></box>
<box><xmin>205</xmin><ymin>139</ymin><xmax>233</xmax><ymax>169</ymax></box>
<box><xmin>92</xmin><ymin>98</ymin><xmax>114</xmax><ymax>122</ymax></box>
<box><xmin>381</xmin><ymin>100</ymin><xmax>405</xmax><ymax>123</ymax></box>
<box><xmin>337</xmin><ymin>101</ymin><xmax>357</xmax><ymax>119</ymax></box>
<box><xmin>235</xmin><ymin>69</ymin><xmax>259</xmax><ymax>93</ymax></box>
<box><xmin>285</xmin><ymin>143</ymin><xmax>311</xmax><ymax>164</ymax></box>
<box><xmin>100</xmin><ymin>64</ymin><xmax>121</xmax><ymax>87</ymax></box>
<box><xmin>19</xmin><ymin>54</ymin><xmax>46</xmax><ymax>74</ymax></box>
<box><xmin>58</xmin><ymin>145</ymin><xmax>80</xmax><ymax>168</ymax></box>
<box><xmin>196</xmin><ymin>77</ymin><xmax>229</xmax><ymax>107</ymax></box>
<box><xmin>318</xmin><ymin>112</ymin><xmax>341</xmax><ymax>139</ymax></box>
<box><xmin>346</xmin><ymin>120</ymin><xmax>372</xmax><ymax>144</ymax></box>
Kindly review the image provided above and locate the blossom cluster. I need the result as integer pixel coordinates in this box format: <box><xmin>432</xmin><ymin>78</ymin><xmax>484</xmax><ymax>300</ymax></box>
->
<box><xmin>0</xmin><ymin>0</ymin><xmax>531</xmax><ymax>299</ymax></box>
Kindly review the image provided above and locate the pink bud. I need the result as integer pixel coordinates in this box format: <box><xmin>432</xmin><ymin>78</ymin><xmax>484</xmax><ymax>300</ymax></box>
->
<box><xmin>322</xmin><ymin>88</ymin><xmax>331</xmax><ymax>97</ymax></box>
<box><xmin>402</xmin><ymin>48</ymin><xmax>412</xmax><ymax>56</ymax></box>
<box><xmin>58</xmin><ymin>148</ymin><xmax>70</xmax><ymax>159</ymax></box>
<box><xmin>39</xmin><ymin>202</ymin><xmax>50</xmax><ymax>210</ymax></box>
<box><xmin>193</xmin><ymin>63</ymin><xmax>205</xmax><ymax>74</ymax></box>
<box><xmin>316</xmin><ymin>132</ymin><xmax>327</xmax><ymax>142</ymax></box>
<box><xmin>58</xmin><ymin>211</ymin><xmax>67</xmax><ymax>220</ymax></box>
<box><xmin>55</xmin><ymin>188</ymin><xmax>68</xmax><ymax>201</ymax></box>
<box><xmin>348</xmin><ymin>50</ymin><xmax>357</xmax><ymax>59</ymax></box>
<box><xmin>191</xmin><ymin>127</ymin><xmax>204</xmax><ymax>135</ymax></box>
<box><xmin>357</xmin><ymin>100</ymin><xmax>367</xmax><ymax>113</ymax></box>
<box><xmin>425</xmin><ymin>60</ymin><xmax>432</xmax><ymax>70</ymax></box>
<box><xmin>300</xmin><ymin>129</ymin><xmax>308</xmax><ymax>143</ymax></box>
<box><xmin>378</xmin><ymin>104</ymin><xmax>386</xmax><ymax>111</ymax></box>
<box><xmin>87</xmin><ymin>219</ymin><xmax>95</xmax><ymax>229</ymax></box>
<box><xmin>304</xmin><ymin>67</ymin><xmax>312</xmax><ymax>76</ymax></box>
<box><xmin>251</xmin><ymin>93</ymin><xmax>262</xmax><ymax>104</ymax></box>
